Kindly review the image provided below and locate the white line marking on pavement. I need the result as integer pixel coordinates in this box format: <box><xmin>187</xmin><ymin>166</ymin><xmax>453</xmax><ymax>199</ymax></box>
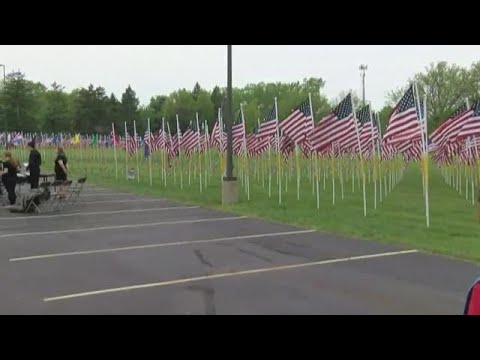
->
<box><xmin>10</xmin><ymin>230</ymin><xmax>316</xmax><ymax>262</ymax></box>
<box><xmin>0</xmin><ymin>206</ymin><xmax>199</xmax><ymax>221</ymax></box>
<box><xmin>84</xmin><ymin>199</ymin><xmax>171</xmax><ymax>205</ymax></box>
<box><xmin>0</xmin><ymin>216</ymin><xmax>247</xmax><ymax>239</ymax></box>
<box><xmin>44</xmin><ymin>250</ymin><xmax>419</xmax><ymax>302</ymax></box>
<box><xmin>81</xmin><ymin>193</ymin><xmax>137</xmax><ymax>197</ymax></box>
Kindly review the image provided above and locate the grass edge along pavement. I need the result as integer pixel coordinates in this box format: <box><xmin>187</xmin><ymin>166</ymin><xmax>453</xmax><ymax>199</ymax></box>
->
<box><xmin>69</xmin><ymin>158</ymin><xmax>480</xmax><ymax>264</ymax></box>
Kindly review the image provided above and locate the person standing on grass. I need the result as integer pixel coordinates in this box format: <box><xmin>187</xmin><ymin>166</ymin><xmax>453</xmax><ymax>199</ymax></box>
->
<box><xmin>1</xmin><ymin>152</ymin><xmax>20</xmax><ymax>205</ymax></box>
<box><xmin>26</xmin><ymin>141</ymin><xmax>42</xmax><ymax>189</ymax></box>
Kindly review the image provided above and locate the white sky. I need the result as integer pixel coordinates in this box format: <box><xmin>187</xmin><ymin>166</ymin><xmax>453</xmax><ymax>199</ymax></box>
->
<box><xmin>1</xmin><ymin>45</ymin><xmax>479</xmax><ymax>109</ymax></box>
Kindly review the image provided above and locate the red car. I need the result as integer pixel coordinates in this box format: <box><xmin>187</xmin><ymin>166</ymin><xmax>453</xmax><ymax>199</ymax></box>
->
<box><xmin>464</xmin><ymin>277</ymin><xmax>480</xmax><ymax>315</ymax></box>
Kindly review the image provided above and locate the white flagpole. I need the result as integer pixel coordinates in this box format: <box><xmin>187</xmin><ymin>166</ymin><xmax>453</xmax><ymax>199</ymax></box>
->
<box><xmin>124</xmin><ymin>122</ymin><xmax>128</xmax><ymax>180</ymax></box>
<box><xmin>368</xmin><ymin>105</ymin><xmax>377</xmax><ymax>209</ymax></box>
<box><xmin>176</xmin><ymin>115</ymin><xmax>183</xmax><ymax>190</ymax></box>
<box><xmin>275</xmin><ymin>97</ymin><xmax>282</xmax><ymax>205</ymax></box>
<box><xmin>196</xmin><ymin>113</ymin><xmax>202</xmax><ymax>193</ymax></box>
<box><xmin>133</xmin><ymin>120</ymin><xmax>140</xmax><ymax>183</ymax></box>
<box><xmin>112</xmin><ymin>123</ymin><xmax>118</xmax><ymax>180</ymax></box>
<box><xmin>375</xmin><ymin>113</ymin><xmax>383</xmax><ymax>203</ymax></box>
<box><xmin>148</xmin><ymin>118</ymin><xmax>153</xmax><ymax>186</ymax></box>
<box><xmin>307</xmin><ymin>93</ymin><xmax>320</xmax><ymax>209</ymax></box>
<box><xmin>167</xmin><ymin>122</ymin><xmax>176</xmax><ymax>185</ymax></box>
<box><xmin>162</xmin><ymin>118</ymin><xmax>167</xmax><ymax>188</ymax></box>
<box><xmin>414</xmin><ymin>83</ymin><xmax>429</xmax><ymax>228</ymax></box>
<box><xmin>351</xmin><ymin>94</ymin><xmax>367</xmax><ymax>217</ymax></box>
<box><xmin>240</xmin><ymin>104</ymin><xmax>250</xmax><ymax>201</ymax></box>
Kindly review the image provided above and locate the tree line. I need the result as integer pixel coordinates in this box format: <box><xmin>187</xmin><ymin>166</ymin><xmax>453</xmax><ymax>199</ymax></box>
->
<box><xmin>0</xmin><ymin>61</ymin><xmax>479</xmax><ymax>135</ymax></box>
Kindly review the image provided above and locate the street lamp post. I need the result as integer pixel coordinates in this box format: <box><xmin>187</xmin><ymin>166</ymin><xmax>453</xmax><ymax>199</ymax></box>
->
<box><xmin>0</xmin><ymin>64</ymin><xmax>6</xmax><ymax>133</ymax></box>
<box><xmin>225</xmin><ymin>45</ymin><xmax>234</xmax><ymax>180</ymax></box>
<box><xmin>359</xmin><ymin>64</ymin><xmax>367</xmax><ymax>107</ymax></box>
<box><xmin>222</xmin><ymin>45</ymin><xmax>239</xmax><ymax>204</ymax></box>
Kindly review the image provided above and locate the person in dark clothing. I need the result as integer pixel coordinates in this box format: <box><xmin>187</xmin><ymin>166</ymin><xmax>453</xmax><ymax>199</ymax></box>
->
<box><xmin>54</xmin><ymin>147</ymin><xmax>69</xmax><ymax>198</ymax></box>
<box><xmin>26</xmin><ymin>141</ymin><xmax>42</xmax><ymax>189</ymax></box>
<box><xmin>1</xmin><ymin>152</ymin><xmax>19</xmax><ymax>205</ymax></box>
<box><xmin>54</xmin><ymin>147</ymin><xmax>68</xmax><ymax>181</ymax></box>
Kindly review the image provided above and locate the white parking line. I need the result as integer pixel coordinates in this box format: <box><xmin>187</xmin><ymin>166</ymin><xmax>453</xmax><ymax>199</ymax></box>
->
<box><xmin>43</xmin><ymin>250</ymin><xmax>419</xmax><ymax>302</ymax></box>
<box><xmin>0</xmin><ymin>206</ymin><xmax>199</xmax><ymax>221</ymax></box>
<box><xmin>0</xmin><ymin>216</ymin><xmax>247</xmax><ymax>239</ymax></box>
<box><xmin>9</xmin><ymin>230</ymin><xmax>316</xmax><ymax>262</ymax></box>
<box><xmin>81</xmin><ymin>193</ymin><xmax>137</xmax><ymax>197</ymax></box>
<box><xmin>85</xmin><ymin>199</ymin><xmax>171</xmax><ymax>205</ymax></box>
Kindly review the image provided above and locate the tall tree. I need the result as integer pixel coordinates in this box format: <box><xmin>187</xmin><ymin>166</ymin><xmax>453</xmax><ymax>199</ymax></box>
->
<box><xmin>71</xmin><ymin>84</ymin><xmax>109</xmax><ymax>133</ymax></box>
<box><xmin>107</xmin><ymin>93</ymin><xmax>122</xmax><ymax>130</ymax></box>
<box><xmin>192</xmin><ymin>82</ymin><xmax>202</xmax><ymax>101</ymax></box>
<box><xmin>42</xmin><ymin>82</ymin><xmax>71</xmax><ymax>132</ymax></box>
<box><xmin>121</xmin><ymin>85</ymin><xmax>140</xmax><ymax>123</ymax></box>
<box><xmin>0</xmin><ymin>71</ymin><xmax>45</xmax><ymax>132</ymax></box>
<box><xmin>387</xmin><ymin>62</ymin><xmax>472</xmax><ymax>131</ymax></box>
<box><xmin>210</xmin><ymin>86</ymin><xmax>223</xmax><ymax>116</ymax></box>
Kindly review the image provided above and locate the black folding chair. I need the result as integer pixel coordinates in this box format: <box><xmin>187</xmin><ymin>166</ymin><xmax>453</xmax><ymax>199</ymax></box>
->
<box><xmin>22</xmin><ymin>182</ymin><xmax>51</xmax><ymax>214</ymax></box>
<box><xmin>66</xmin><ymin>177</ymin><xmax>87</xmax><ymax>206</ymax></box>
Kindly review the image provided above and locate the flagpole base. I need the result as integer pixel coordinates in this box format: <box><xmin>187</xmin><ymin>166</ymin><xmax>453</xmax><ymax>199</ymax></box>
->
<box><xmin>222</xmin><ymin>177</ymin><xmax>239</xmax><ymax>205</ymax></box>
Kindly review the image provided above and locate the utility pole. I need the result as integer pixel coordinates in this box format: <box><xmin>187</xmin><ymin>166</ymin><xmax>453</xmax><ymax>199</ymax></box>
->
<box><xmin>222</xmin><ymin>45</ymin><xmax>239</xmax><ymax>204</ymax></box>
<box><xmin>359</xmin><ymin>64</ymin><xmax>368</xmax><ymax>107</ymax></box>
<box><xmin>0</xmin><ymin>64</ymin><xmax>6</xmax><ymax>133</ymax></box>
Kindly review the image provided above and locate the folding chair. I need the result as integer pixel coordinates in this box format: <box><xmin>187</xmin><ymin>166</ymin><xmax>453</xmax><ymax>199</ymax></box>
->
<box><xmin>22</xmin><ymin>182</ymin><xmax>51</xmax><ymax>214</ymax></box>
<box><xmin>47</xmin><ymin>180</ymin><xmax>72</xmax><ymax>213</ymax></box>
<box><xmin>65</xmin><ymin>177</ymin><xmax>87</xmax><ymax>206</ymax></box>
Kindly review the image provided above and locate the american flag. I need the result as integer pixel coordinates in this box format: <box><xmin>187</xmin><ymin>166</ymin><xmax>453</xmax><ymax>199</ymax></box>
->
<box><xmin>246</xmin><ymin>133</ymin><xmax>258</xmax><ymax>157</ymax></box>
<box><xmin>280</xmin><ymin>135</ymin><xmax>295</xmax><ymax>160</ymax></box>
<box><xmin>11</xmin><ymin>131</ymin><xmax>23</xmax><ymax>145</ymax></box>
<box><xmin>181</xmin><ymin>123</ymin><xmax>200</xmax><ymax>156</ymax></box>
<box><xmin>353</xmin><ymin>105</ymin><xmax>378</xmax><ymax>154</ymax></box>
<box><xmin>253</xmin><ymin>130</ymin><xmax>271</xmax><ymax>155</ymax></box>
<box><xmin>210</xmin><ymin>120</ymin><xmax>227</xmax><ymax>151</ymax></box>
<box><xmin>383</xmin><ymin>85</ymin><xmax>422</xmax><ymax>146</ymax></box>
<box><xmin>257</xmin><ymin>103</ymin><xmax>278</xmax><ymax>139</ymax></box>
<box><xmin>455</xmin><ymin>101</ymin><xmax>480</xmax><ymax>142</ymax></box>
<box><xmin>152</xmin><ymin>129</ymin><xmax>165</xmax><ymax>151</ymax></box>
<box><xmin>279</xmin><ymin>98</ymin><xmax>312</xmax><ymax>145</ymax></box>
<box><xmin>165</xmin><ymin>122</ymin><xmax>177</xmax><ymax>159</ymax></box>
<box><xmin>402</xmin><ymin>140</ymin><xmax>422</xmax><ymax>162</ymax></box>
<box><xmin>125</xmin><ymin>133</ymin><xmax>138</xmax><ymax>156</ymax></box>
<box><xmin>110</xmin><ymin>130</ymin><xmax>121</xmax><ymax>147</ymax></box>
<box><xmin>308</xmin><ymin>93</ymin><xmax>355</xmax><ymax>152</ymax></box>
<box><xmin>232</xmin><ymin>110</ymin><xmax>246</xmax><ymax>154</ymax></box>
<box><xmin>429</xmin><ymin>103</ymin><xmax>468</xmax><ymax>146</ymax></box>
<box><xmin>381</xmin><ymin>143</ymin><xmax>396</xmax><ymax>161</ymax></box>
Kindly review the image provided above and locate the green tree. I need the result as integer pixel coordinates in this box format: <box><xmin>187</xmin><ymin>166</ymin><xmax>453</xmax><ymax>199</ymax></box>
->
<box><xmin>0</xmin><ymin>71</ymin><xmax>45</xmax><ymax>132</ymax></box>
<box><xmin>386</xmin><ymin>62</ymin><xmax>472</xmax><ymax>131</ymax></box>
<box><xmin>71</xmin><ymin>84</ymin><xmax>109</xmax><ymax>133</ymax></box>
<box><xmin>42</xmin><ymin>82</ymin><xmax>71</xmax><ymax>132</ymax></box>
<box><xmin>121</xmin><ymin>85</ymin><xmax>140</xmax><ymax>124</ymax></box>
<box><xmin>210</xmin><ymin>86</ymin><xmax>224</xmax><ymax>116</ymax></box>
<box><xmin>192</xmin><ymin>82</ymin><xmax>202</xmax><ymax>101</ymax></box>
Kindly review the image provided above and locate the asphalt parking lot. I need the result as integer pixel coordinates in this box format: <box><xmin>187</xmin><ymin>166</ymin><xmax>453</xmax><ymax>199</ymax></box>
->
<box><xmin>0</xmin><ymin>185</ymin><xmax>478</xmax><ymax>315</ymax></box>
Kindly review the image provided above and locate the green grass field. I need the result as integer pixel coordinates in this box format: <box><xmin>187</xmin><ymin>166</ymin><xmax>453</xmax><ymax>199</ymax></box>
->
<box><xmin>12</xmin><ymin>147</ymin><xmax>480</xmax><ymax>263</ymax></box>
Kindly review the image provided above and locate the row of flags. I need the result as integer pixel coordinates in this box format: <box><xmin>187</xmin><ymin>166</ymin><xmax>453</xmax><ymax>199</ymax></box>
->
<box><xmin>6</xmin><ymin>84</ymin><xmax>473</xmax><ymax>168</ymax></box>
<box><xmin>428</xmin><ymin>100</ymin><xmax>480</xmax><ymax>166</ymax></box>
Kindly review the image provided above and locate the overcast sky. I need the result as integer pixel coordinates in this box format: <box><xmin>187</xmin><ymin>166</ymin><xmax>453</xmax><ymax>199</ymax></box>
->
<box><xmin>1</xmin><ymin>45</ymin><xmax>479</xmax><ymax>109</ymax></box>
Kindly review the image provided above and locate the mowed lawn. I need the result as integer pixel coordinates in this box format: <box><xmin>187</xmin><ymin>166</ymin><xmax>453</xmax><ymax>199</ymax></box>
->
<box><xmin>17</xmin><ymin>148</ymin><xmax>480</xmax><ymax>263</ymax></box>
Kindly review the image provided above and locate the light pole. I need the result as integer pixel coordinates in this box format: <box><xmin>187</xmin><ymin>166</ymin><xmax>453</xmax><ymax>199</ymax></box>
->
<box><xmin>0</xmin><ymin>64</ymin><xmax>6</xmax><ymax>133</ymax></box>
<box><xmin>359</xmin><ymin>64</ymin><xmax>367</xmax><ymax>107</ymax></box>
<box><xmin>225</xmin><ymin>45</ymin><xmax>234</xmax><ymax>181</ymax></box>
<box><xmin>0</xmin><ymin>64</ymin><xmax>5</xmax><ymax>83</ymax></box>
<box><xmin>222</xmin><ymin>45</ymin><xmax>239</xmax><ymax>204</ymax></box>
